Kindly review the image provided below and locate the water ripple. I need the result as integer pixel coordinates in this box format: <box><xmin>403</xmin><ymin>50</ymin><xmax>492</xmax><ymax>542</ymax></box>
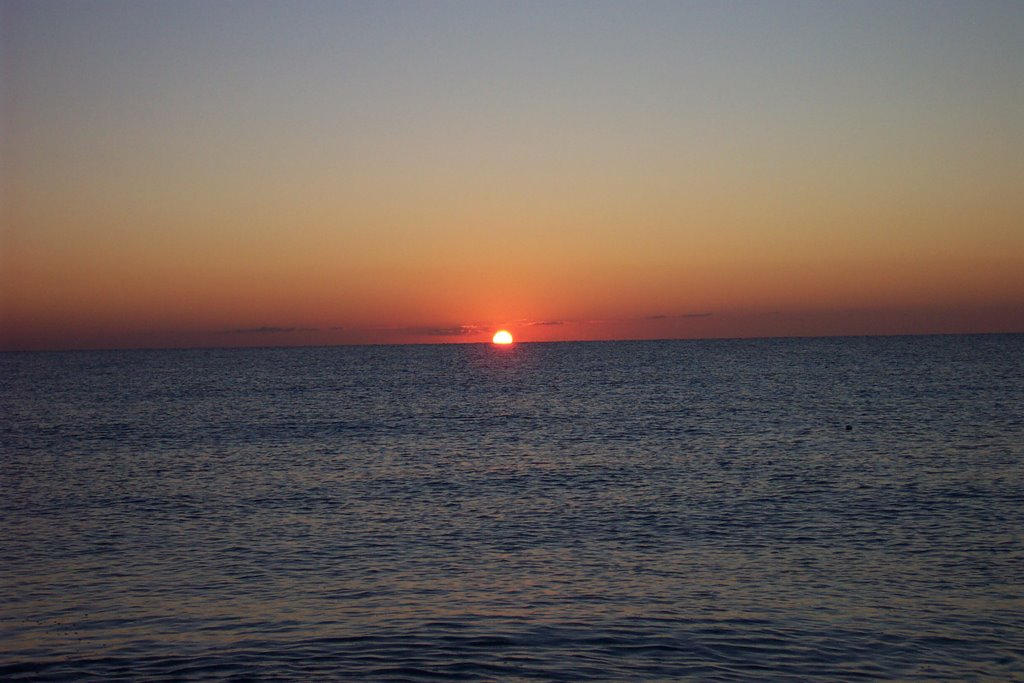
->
<box><xmin>2</xmin><ymin>336</ymin><xmax>1022</xmax><ymax>679</ymax></box>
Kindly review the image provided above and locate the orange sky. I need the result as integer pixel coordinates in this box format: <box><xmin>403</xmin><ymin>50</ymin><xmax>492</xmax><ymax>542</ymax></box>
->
<box><xmin>2</xmin><ymin>2</ymin><xmax>1022</xmax><ymax>351</ymax></box>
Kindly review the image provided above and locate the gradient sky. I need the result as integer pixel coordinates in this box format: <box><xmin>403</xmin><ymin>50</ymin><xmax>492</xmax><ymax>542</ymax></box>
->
<box><xmin>2</xmin><ymin>0</ymin><xmax>1022</xmax><ymax>350</ymax></box>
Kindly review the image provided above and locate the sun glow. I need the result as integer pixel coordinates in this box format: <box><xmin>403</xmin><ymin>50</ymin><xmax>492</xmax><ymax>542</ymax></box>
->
<box><xmin>492</xmin><ymin>330</ymin><xmax>514</xmax><ymax>345</ymax></box>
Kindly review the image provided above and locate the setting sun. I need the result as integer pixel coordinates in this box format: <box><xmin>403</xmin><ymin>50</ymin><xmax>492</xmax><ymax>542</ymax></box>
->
<box><xmin>492</xmin><ymin>330</ymin><xmax>514</xmax><ymax>345</ymax></box>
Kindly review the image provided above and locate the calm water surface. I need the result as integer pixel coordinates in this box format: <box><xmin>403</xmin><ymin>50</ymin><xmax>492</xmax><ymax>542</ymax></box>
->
<box><xmin>2</xmin><ymin>335</ymin><xmax>1022</xmax><ymax>680</ymax></box>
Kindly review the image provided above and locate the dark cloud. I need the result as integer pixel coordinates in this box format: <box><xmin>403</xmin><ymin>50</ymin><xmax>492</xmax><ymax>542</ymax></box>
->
<box><xmin>527</xmin><ymin>320</ymin><xmax>564</xmax><ymax>326</ymax></box>
<box><xmin>398</xmin><ymin>325</ymin><xmax>484</xmax><ymax>337</ymax></box>
<box><xmin>221</xmin><ymin>326</ymin><xmax>317</xmax><ymax>335</ymax></box>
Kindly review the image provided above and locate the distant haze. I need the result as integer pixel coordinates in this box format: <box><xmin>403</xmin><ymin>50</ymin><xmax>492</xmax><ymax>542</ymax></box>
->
<box><xmin>2</xmin><ymin>1</ymin><xmax>1022</xmax><ymax>350</ymax></box>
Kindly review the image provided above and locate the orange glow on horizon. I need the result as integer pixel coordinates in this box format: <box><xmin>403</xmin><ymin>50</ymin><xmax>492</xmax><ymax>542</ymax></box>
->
<box><xmin>2</xmin><ymin>2</ymin><xmax>1023</xmax><ymax>352</ymax></box>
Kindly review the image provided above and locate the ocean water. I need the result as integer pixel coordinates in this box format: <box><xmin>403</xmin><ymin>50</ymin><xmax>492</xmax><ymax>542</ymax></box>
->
<box><xmin>1</xmin><ymin>335</ymin><xmax>1022</xmax><ymax>681</ymax></box>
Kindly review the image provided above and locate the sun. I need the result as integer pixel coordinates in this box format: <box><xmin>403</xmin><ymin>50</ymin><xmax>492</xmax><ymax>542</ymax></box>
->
<box><xmin>492</xmin><ymin>330</ymin><xmax>514</xmax><ymax>345</ymax></box>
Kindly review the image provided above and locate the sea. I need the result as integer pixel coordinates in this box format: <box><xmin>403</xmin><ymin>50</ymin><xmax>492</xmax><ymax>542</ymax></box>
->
<box><xmin>2</xmin><ymin>334</ymin><xmax>1022</xmax><ymax>681</ymax></box>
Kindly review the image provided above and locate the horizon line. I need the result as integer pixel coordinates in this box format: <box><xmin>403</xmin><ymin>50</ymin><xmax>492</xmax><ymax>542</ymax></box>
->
<box><xmin>3</xmin><ymin>329</ymin><xmax>1021</xmax><ymax>355</ymax></box>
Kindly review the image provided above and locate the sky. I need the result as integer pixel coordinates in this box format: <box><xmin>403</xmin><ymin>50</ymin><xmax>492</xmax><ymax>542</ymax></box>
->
<box><xmin>2</xmin><ymin>0</ymin><xmax>1022</xmax><ymax>350</ymax></box>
